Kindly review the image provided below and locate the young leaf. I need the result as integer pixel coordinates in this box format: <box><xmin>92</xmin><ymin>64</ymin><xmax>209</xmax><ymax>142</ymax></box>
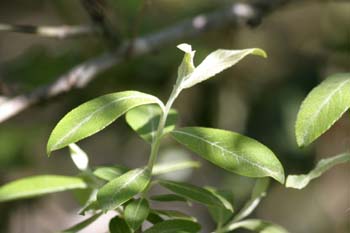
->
<box><xmin>233</xmin><ymin>178</ymin><xmax>270</xmax><ymax>222</ymax></box>
<box><xmin>61</xmin><ymin>213</ymin><xmax>102</xmax><ymax>233</ymax></box>
<box><xmin>93</xmin><ymin>165</ymin><xmax>129</xmax><ymax>181</ymax></box>
<box><xmin>97</xmin><ymin>168</ymin><xmax>151</xmax><ymax>211</ymax></box>
<box><xmin>295</xmin><ymin>73</ymin><xmax>350</xmax><ymax>147</ymax></box>
<box><xmin>47</xmin><ymin>91</ymin><xmax>164</xmax><ymax>154</ymax></box>
<box><xmin>125</xmin><ymin>105</ymin><xmax>178</xmax><ymax>143</ymax></box>
<box><xmin>0</xmin><ymin>175</ymin><xmax>87</xmax><ymax>202</ymax></box>
<box><xmin>124</xmin><ymin>198</ymin><xmax>150</xmax><ymax>231</ymax></box>
<box><xmin>176</xmin><ymin>43</ymin><xmax>196</xmax><ymax>83</ymax></box>
<box><xmin>181</xmin><ymin>48</ymin><xmax>267</xmax><ymax>89</ymax></box>
<box><xmin>286</xmin><ymin>153</ymin><xmax>350</xmax><ymax>189</ymax></box>
<box><xmin>224</xmin><ymin>219</ymin><xmax>289</xmax><ymax>233</ymax></box>
<box><xmin>171</xmin><ymin>127</ymin><xmax>285</xmax><ymax>183</ymax></box>
<box><xmin>109</xmin><ymin>216</ymin><xmax>132</xmax><ymax>233</ymax></box>
<box><xmin>69</xmin><ymin>143</ymin><xmax>89</xmax><ymax>171</ymax></box>
<box><xmin>150</xmin><ymin>194</ymin><xmax>188</xmax><ymax>203</ymax></box>
<box><xmin>144</xmin><ymin>219</ymin><xmax>201</xmax><ymax>233</ymax></box>
<box><xmin>153</xmin><ymin>160</ymin><xmax>201</xmax><ymax>175</ymax></box>
<box><xmin>152</xmin><ymin>209</ymin><xmax>196</xmax><ymax>222</ymax></box>
<box><xmin>159</xmin><ymin>180</ymin><xmax>233</xmax><ymax>211</ymax></box>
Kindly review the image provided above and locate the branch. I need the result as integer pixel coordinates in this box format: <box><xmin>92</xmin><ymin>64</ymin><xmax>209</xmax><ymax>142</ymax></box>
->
<box><xmin>0</xmin><ymin>0</ymin><xmax>288</xmax><ymax>123</ymax></box>
<box><xmin>0</xmin><ymin>23</ymin><xmax>98</xmax><ymax>39</ymax></box>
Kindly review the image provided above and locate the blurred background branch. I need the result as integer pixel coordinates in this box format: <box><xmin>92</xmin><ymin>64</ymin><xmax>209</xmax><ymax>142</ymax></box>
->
<box><xmin>0</xmin><ymin>23</ymin><xmax>98</xmax><ymax>39</ymax></box>
<box><xmin>0</xmin><ymin>0</ymin><xmax>289</xmax><ymax>123</ymax></box>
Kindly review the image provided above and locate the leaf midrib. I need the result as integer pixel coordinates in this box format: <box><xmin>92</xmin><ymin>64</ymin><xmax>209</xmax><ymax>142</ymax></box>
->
<box><xmin>53</xmin><ymin>94</ymin><xmax>154</xmax><ymax>149</ymax></box>
<box><xmin>300</xmin><ymin>78</ymin><xmax>350</xmax><ymax>144</ymax></box>
<box><xmin>172</xmin><ymin>130</ymin><xmax>279</xmax><ymax>178</ymax></box>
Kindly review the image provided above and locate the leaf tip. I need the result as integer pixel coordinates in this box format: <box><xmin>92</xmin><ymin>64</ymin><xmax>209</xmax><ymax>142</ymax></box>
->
<box><xmin>177</xmin><ymin>43</ymin><xmax>193</xmax><ymax>54</ymax></box>
<box><xmin>252</xmin><ymin>48</ymin><xmax>267</xmax><ymax>58</ymax></box>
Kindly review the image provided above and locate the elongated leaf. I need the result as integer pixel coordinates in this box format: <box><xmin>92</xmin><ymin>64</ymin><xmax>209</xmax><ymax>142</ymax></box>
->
<box><xmin>125</xmin><ymin>198</ymin><xmax>150</xmax><ymax>231</ymax></box>
<box><xmin>97</xmin><ymin>168</ymin><xmax>150</xmax><ymax>211</ymax></box>
<box><xmin>176</xmin><ymin>43</ymin><xmax>196</xmax><ymax>83</ymax></box>
<box><xmin>0</xmin><ymin>175</ymin><xmax>87</xmax><ymax>202</ymax></box>
<box><xmin>295</xmin><ymin>73</ymin><xmax>350</xmax><ymax>147</ymax></box>
<box><xmin>159</xmin><ymin>180</ymin><xmax>233</xmax><ymax>211</ymax></box>
<box><xmin>109</xmin><ymin>216</ymin><xmax>132</xmax><ymax>233</ymax></box>
<box><xmin>61</xmin><ymin>213</ymin><xmax>102</xmax><ymax>233</ymax></box>
<box><xmin>69</xmin><ymin>144</ymin><xmax>89</xmax><ymax>171</ymax></box>
<box><xmin>224</xmin><ymin>219</ymin><xmax>289</xmax><ymax>233</ymax></box>
<box><xmin>153</xmin><ymin>160</ymin><xmax>200</xmax><ymax>175</ymax></box>
<box><xmin>47</xmin><ymin>91</ymin><xmax>164</xmax><ymax>154</ymax></box>
<box><xmin>125</xmin><ymin>105</ymin><xmax>178</xmax><ymax>143</ymax></box>
<box><xmin>147</xmin><ymin>213</ymin><xmax>164</xmax><ymax>224</ymax></box>
<box><xmin>233</xmin><ymin>178</ymin><xmax>270</xmax><ymax>222</ymax></box>
<box><xmin>152</xmin><ymin>209</ymin><xmax>196</xmax><ymax>222</ymax></box>
<box><xmin>93</xmin><ymin>165</ymin><xmax>129</xmax><ymax>181</ymax></box>
<box><xmin>171</xmin><ymin>127</ymin><xmax>284</xmax><ymax>183</ymax></box>
<box><xmin>286</xmin><ymin>153</ymin><xmax>350</xmax><ymax>189</ymax></box>
<box><xmin>144</xmin><ymin>219</ymin><xmax>201</xmax><ymax>233</ymax></box>
<box><xmin>150</xmin><ymin>194</ymin><xmax>188</xmax><ymax>203</ymax></box>
<box><xmin>181</xmin><ymin>48</ymin><xmax>266</xmax><ymax>89</ymax></box>
<box><xmin>206</xmin><ymin>188</ymin><xmax>234</xmax><ymax>225</ymax></box>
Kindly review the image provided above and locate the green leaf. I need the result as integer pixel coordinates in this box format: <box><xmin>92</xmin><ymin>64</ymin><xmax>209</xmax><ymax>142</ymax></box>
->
<box><xmin>144</xmin><ymin>219</ymin><xmax>201</xmax><ymax>233</ymax></box>
<box><xmin>93</xmin><ymin>165</ymin><xmax>129</xmax><ymax>181</ymax></box>
<box><xmin>295</xmin><ymin>73</ymin><xmax>350</xmax><ymax>147</ymax></box>
<box><xmin>176</xmin><ymin>43</ymin><xmax>196</xmax><ymax>83</ymax></box>
<box><xmin>0</xmin><ymin>175</ymin><xmax>87</xmax><ymax>202</ymax></box>
<box><xmin>224</xmin><ymin>219</ymin><xmax>289</xmax><ymax>233</ymax></box>
<box><xmin>286</xmin><ymin>153</ymin><xmax>350</xmax><ymax>189</ymax></box>
<box><xmin>69</xmin><ymin>143</ymin><xmax>89</xmax><ymax>171</ymax></box>
<box><xmin>233</xmin><ymin>178</ymin><xmax>270</xmax><ymax>222</ymax></box>
<box><xmin>206</xmin><ymin>188</ymin><xmax>234</xmax><ymax>225</ymax></box>
<box><xmin>61</xmin><ymin>213</ymin><xmax>102</xmax><ymax>233</ymax></box>
<box><xmin>159</xmin><ymin>180</ymin><xmax>233</xmax><ymax>211</ymax></box>
<box><xmin>147</xmin><ymin>212</ymin><xmax>164</xmax><ymax>224</ymax></box>
<box><xmin>97</xmin><ymin>168</ymin><xmax>151</xmax><ymax>211</ymax></box>
<box><xmin>109</xmin><ymin>216</ymin><xmax>132</xmax><ymax>233</ymax></box>
<box><xmin>153</xmin><ymin>160</ymin><xmax>201</xmax><ymax>175</ymax></box>
<box><xmin>47</xmin><ymin>91</ymin><xmax>164</xmax><ymax>154</ymax></box>
<box><xmin>125</xmin><ymin>198</ymin><xmax>150</xmax><ymax>231</ymax></box>
<box><xmin>125</xmin><ymin>105</ymin><xmax>178</xmax><ymax>143</ymax></box>
<box><xmin>152</xmin><ymin>209</ymin><xmax>196</xmax><ymax>222</ymax></box>
<box><xmin>150</xmin><ymin>194</ymin><xmax>188</xmax><ymax>203</ymax></box>
<box><xmin>181</xmin><ymin>48</ymin><xmax>267</xmax><ymax>89</ymax></box>
<box><xmin>171</xmin><ymin>127</ymin><xmax>284</xmax><ymax>183</ymax></box>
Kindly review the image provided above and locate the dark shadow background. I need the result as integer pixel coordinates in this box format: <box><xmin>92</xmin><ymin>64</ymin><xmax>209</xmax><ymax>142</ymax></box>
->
<box><xmin>0</xmin><ymin>0</ymin><xmax>349</xmax><ymax>232</ymax></box>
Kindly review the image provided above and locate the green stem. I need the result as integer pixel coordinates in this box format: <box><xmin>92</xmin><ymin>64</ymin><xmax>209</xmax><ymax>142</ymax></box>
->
<box><xmin>147</xmin><ymin>86</ymin><xmax>181</xmax><ymax>172</ymax></box>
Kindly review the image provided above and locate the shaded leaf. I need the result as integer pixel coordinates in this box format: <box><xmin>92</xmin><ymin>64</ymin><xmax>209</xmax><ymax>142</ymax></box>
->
<box><xmin>286</xmin><ymin>153</ymin><xmax>350</xmax><ymax>189</ymax></box>
<box><xmin>144</xmin><ymin>219</ymin><xmax>201</xmax><ymax>233</ymax></box>
<box><xmin>61</xmin><ymin>213</ymin><xmax>102</xmax><ymax>233</ymax></box>
<box><xmin>147</xmin><ymin>212</ymin><xmax>164</xmax><ymax>225</ymax></box>
<box><xmin>47</xmin><ymin>91</ymin><xmax>164</xmax><ymax>154</ymax></box>
<box><xmin>153</xmin><ymin>160</ymin><xmax>200</xmax><ymax>175</ymax></box>
<box><xmin>109</xmin><ymin>216</ymin><xmax>132</xmax><ymax>233</ymax></box>
<box><xmin>152</xmin><ymin>209</ymin><xmax>196</xmax><ymax>222</ymax></box>
<box><xmin>181</xmin><ymin>48</ymin><xmax>266</xmax><ymax>89</ymax></box>
<box><xmin>150</xmin><ymin>194</ymin><xmax>188</xmax><ymax>203</ymax></box>
<box><xmin>159</xmin><ymin>180</ymin><xmax>233</xmax><ymax>211</ymax></box>
<box><xmin>224</xmin><ymin>219</ymin><xmax>289</xmax><ymax>233</ymax></box>
<box><xmin>233</xmin><ymin>178</ymin><xmax>270</xmax><ymax>222</ymax></box>
<box><xmin>93</xmin><ymin>165</ymin><xmax>129</xmax><ymax>181</ymax></box>
<box><xmin>97</xmin><ymin>168</ymin><xmax>150</xmax><ymax>211</ymax></box>
<box><xmin>125</xmin><ymin>198</ymin><xmax>150</xmax><ymax>231</ymax></box>
<box><xmin>295</xmin><ymin>73</ymin><xmax>350</xmax><ymax>147</ymax></box>
<box><xmin>125</xmin><ymin>105</ymin><xmax>178</xmax><ymax>143</ymax></box>
<box><xmin>171</xmin><ymin>127</ymin><xmax>284</xmax><ymax>183</ymax></box>
<box><xmin>0</xmin><ymin>175</ymin><xmax>87</xmax><ymax>202</ymax></box>
<box><xmin>206</xmin><ymin>188</ymin><xmax>234</xmax><ymax>225</ymax></box>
